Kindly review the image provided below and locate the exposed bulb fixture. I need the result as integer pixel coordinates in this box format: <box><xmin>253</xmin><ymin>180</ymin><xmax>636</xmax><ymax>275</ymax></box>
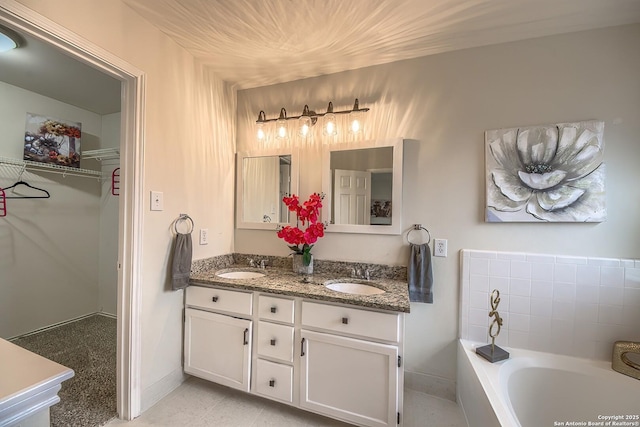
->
<box><xmin>349</xmin><ymin>99</ymin><xmax>365</xmax><ymax>135</ymax></box>
<box><xmin>323</xmin><ymin>102</ymin><xmax>337</xmax><ymax>137</ymax></box>
<box><xmin>256</xmin><ymin>110</ymin><xmax>267</xmax><ymax>141</ymax></box>
<box><xmin>298</xmin><ymin>105</ymin><xmax>313</xmax><ymax>138</ymax></box>
<box><xmin>276</xmin><ymin>108</ymin><xmax>288</xmax><ymax>140</ymax></box>
<box><xmin>255</xmin><ymin>99</ymin><xmax>369</xmax><ymax>143</ymax></box>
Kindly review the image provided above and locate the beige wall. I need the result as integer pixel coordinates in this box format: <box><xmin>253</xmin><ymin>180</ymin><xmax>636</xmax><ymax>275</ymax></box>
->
<box><xmin>236</xmin><ymin>24</ymin><xmax>640</xmax><ymax>382</ymax></box>
<box><xmin>14</xmin><ymin>0</ymin><xmax>237</xmax><ymax>409</ymax></box>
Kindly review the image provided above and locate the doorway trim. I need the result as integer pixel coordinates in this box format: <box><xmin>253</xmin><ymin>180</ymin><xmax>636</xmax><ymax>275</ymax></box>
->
<box><xmin>0</xmin><ymin>1</ymin><xmax>144</xmax><ymax>419</ymax></box>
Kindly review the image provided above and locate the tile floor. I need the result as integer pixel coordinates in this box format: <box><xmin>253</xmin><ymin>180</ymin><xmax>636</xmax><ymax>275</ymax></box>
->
<box><xmin>106</xmin><ymin>376</ymin><xmax>468</xmax><ymax>427</ymax></box>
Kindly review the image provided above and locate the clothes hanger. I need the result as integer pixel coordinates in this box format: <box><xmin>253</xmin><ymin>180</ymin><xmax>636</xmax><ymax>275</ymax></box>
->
<box><xmin>2</xmin><ymin>180</ymin><xmax>51</xmax><ymax>199</ymax></box>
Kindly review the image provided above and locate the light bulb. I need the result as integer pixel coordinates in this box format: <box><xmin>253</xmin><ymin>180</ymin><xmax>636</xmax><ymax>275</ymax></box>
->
<box><xmin>325</xmin><ymin>119</ymin><xmax>336</xmax><ymax>135</ymax></box>
<box><xmin>350</xmin><ymin>119</ymin><xmax>361</xmax><ymax>133</ymax></box>
<box><xmin>323</xmin><ymin>102</ymin><xmax>337</xmax><ymax>137</ymax></box>
<box><xmin>349</xmin><ymin>101</ymin><xmax>364</xmax><ymax>135</ymax></box>
<box><xmin>277</xmin><ymin>123</ymin><xmax>287</xmax><ymax>139</ymax></box>
<box><xmin>299</xmin><ymin>115</ymin><xmax>312</xmax><ymax>138</ymax></box>
<box><xmin>275</xmin><ymin>108</ymin><xmax>288</xmax><ymax>140</ymax></box>
<box><xmin>256</xmin><ymin>124</ymin><xmax>265</xmax><ymax>141</ymax></box>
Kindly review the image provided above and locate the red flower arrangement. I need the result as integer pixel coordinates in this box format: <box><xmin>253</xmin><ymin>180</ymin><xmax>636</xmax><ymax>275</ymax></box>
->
<box><xmin>276</xmin><ymin>193</ymin><xmax>325</xmax><ymax>266</ymax></box>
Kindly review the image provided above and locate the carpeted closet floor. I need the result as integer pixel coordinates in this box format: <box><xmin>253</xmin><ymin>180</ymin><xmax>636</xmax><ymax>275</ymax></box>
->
<box><xmin>11</xmin><ymin>314</ymin><xmax>117</xmax><ymax>427</ymax></box>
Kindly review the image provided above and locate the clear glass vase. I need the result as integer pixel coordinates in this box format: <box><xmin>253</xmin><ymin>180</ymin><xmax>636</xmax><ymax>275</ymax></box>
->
<box><xmin>292</xmin><ymin>254</ymin><xmax>313</xmax><ymax>275</ymax></box>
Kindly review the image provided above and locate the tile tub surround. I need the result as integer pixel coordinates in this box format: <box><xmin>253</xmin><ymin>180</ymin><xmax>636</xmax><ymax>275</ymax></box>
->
<box><xmin>190</xmin><ymin>254</ymin><xmax>410</xmax><ymax>313</ymax></box>
<box><xmin>460</xmin><ymin>249</ymin><xmax>640</xmax><ymax>360</ymax></box>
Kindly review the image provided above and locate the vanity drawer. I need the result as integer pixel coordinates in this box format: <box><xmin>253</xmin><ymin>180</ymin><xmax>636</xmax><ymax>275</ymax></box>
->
<box><xmin>255</xmin><ymin>359</ymin><xmax>293</xmax><ymax>403</ymax></box>
<box><xmin>257</xmin><ymin>321</ymin><xmax>294</xmax><ymax>362</ymax></box>
<box><xmin>186</xmin><ymin>286</ymin><xmax>252</xmax><ymax>316</ymax></box>
<box><xmin>301</xmin><ymin>301</ymin><xmax>400</xmax><ymax>342</ymax></box>
<box><xmin>258</xmin><ymin>295</ymin><xmax>295</xmax><ymax>324</ymax></box>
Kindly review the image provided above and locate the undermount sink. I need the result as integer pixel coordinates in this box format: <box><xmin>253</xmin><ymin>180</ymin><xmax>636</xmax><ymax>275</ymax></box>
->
<box><xmin>325</xmin><ymin>282</ymin><xmax>386</xmax><ymax>295</ymax></box>
<box><xmin>216</xmin><ymin>270</ymin><xmax>265</xmax><ymax>279</ymax></box>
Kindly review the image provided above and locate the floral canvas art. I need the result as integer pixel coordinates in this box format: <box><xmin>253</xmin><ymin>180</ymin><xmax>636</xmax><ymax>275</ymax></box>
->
<box><xmin>24</xmin><ymin>113</ymin><xmax>82</xmax><ymax>168</ymax></box>
<box><xmin>485</xmin><ymin>120</ymin><xmax>606</xmax><ymax>222</ymax></box>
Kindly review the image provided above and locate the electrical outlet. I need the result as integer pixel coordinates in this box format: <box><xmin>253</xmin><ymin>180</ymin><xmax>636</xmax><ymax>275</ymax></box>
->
<box><xmin>199</xmin><ymin>229</ymin><xmax>208</xmax><ymax>245</ymax></box>
<box><xmin>434</xmin><ymin>239</ymin><xmax>448</xmax><ymax>257</ymax></box>
<box><xmin>150</xmin><ymin>191</ymin><xmax>163</xmax><ymax>211</ymax></box>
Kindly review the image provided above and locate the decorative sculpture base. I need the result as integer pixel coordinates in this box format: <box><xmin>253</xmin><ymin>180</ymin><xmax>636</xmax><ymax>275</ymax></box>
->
<box><xmin>476</xmin><ymin>344</ymin><xmax>510</xmax><ymax>363</ymax></box>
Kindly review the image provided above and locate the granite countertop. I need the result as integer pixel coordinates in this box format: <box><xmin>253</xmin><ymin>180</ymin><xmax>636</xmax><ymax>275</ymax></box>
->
<box><xmin>189</xmin><ymin>264</ymin><xmax>410</xmax><ymax>313</ymax></box>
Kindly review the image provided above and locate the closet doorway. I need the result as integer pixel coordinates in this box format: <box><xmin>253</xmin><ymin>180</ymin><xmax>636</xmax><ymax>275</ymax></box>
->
<box><xmin>0</xmin><ymin>1</ymin><xmax>144</xmax><ymax>421</ymax></box>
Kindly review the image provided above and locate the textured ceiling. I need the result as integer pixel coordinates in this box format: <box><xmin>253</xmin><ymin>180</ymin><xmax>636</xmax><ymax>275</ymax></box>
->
<box><xmin>123</xmin><ymin>0</ymin><xmax>640</xmax><ymax>89</ymax></box>
<box><xmin>1</xmin><ymin>1</ymin><xmax>640</xmax><ymax>115</ymax></box>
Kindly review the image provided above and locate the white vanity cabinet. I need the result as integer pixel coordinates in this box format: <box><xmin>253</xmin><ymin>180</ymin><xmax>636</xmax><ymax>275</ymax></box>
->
<box><xmin>184</xmin><ymin>286</ymin><xmax>253</xmax><ymax>392</ymax></box>
<box><xmin>254</xmin><ymin>294</ymin><xmax>296</xmax><ymax>403</ymax></box>
<box><xmin>184</xmin><ymin>285</ymin><xmax>405</xmax><ymax>426</ymax></box>
<box><xmin>300</xmin><ymin>301</ymin><xmax>403</xmax><ymax>427</ymax></box>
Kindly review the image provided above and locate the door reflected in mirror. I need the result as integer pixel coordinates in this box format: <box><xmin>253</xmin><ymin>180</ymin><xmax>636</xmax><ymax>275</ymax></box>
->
<box><xmin>331</xmin><ymin>147</ymin><xmax>393</xmax><ymax>226</ymax></box>
<box><xmin>323</xmin><ymin>138</ymin><xmax>403</xmax><ymax>235</ymax></box>
<box><xmin>236</xmin><ymin>150</ymin><xmax>298</xmax><ymax>230</ymax></box>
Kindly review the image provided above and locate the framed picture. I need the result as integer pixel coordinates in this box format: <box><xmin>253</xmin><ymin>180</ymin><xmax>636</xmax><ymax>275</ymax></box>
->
<box><xmin>485</xmin><ymin>120</ymin><xmax>606</xmax><ymax>222</ymax></box>
<box><xmin>371</xmin><ymin>199</ymin><xmax>392</xmax><ymax>225</ymax></box>
<box><xmin>24</xmin><ymin>113</ymin><xmax>82</xmax><ymax>168</ymax></box>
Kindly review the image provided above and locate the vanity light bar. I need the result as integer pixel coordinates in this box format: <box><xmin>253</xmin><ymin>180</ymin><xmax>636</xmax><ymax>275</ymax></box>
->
<box><xmin>256</xmin><ymin>99</ymin><xmax>369</xmax><ymax>141</ymax></box>
<box><xmin>255</xmin><ymin>99</ymin><xmax>370</xmax><ymax>124</ymax></box>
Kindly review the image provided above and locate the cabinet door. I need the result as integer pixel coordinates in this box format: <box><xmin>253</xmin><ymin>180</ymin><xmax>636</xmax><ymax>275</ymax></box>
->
<box><xmin>300</xmin><ymin>330</ymin><xmax>399</xmax><ymax>427</ymax></box>
<box><xmin>184</xmin><ymin>308</ymin><xmax>252</xmax><ymax>392</ymax></box>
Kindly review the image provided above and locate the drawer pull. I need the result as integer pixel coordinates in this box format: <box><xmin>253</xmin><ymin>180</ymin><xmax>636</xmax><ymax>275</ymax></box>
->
<box><xmin>341</xmin><ymin>317</ymin><xmax>349</xmax><ymax>325</ymax></box>
<box><xmin>301</xmin><ymin>338</ymin><xmax>306</xmax><ymax>356</ymax></box>
<box><xmin>211</xmin><ymin>296</ymin><xmax>218</xmax><ymax>302</ymax></box>
<box><xmin>270</xmin><ymin>306</ymin><xmax>277</xmax><ymax>313</ymax></box>
<box><xmin>270</xmin><ymin>338</ymin><xmax>276</xmax><ymax>346</ymax></box>
<box><xmin>243</xmin><ymin>328</ymin><xmax>249</xmax><ymax>345</ymax></box>
<box><xmin>269</xmin><ymin>379</ymin><xmax>275</xmax><ymax>387</ymax></box>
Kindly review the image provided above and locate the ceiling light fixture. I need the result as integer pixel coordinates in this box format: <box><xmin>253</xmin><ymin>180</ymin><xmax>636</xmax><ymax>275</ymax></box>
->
<box><xmin>255</xmin><ymin>99</ymin><xmax>369</xmax><ymax>143</ymax></box>
<box><xmin>0</xmin><ymin>26</ymin><xmax>21</xmax><ymax>53</ymax></box>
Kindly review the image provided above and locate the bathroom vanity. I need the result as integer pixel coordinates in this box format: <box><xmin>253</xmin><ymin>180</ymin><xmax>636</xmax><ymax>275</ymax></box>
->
<box><xmin>186</xmin><ymin>261</ymin><xmax>409</xmax><ymax>427</ymax></box>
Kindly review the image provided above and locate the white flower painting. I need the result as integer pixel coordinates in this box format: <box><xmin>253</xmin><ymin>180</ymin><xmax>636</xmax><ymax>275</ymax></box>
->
<box><xmin>486</xmin><ymin>120</ymin><xmax>606</xmax><ymax>222</ymax></box>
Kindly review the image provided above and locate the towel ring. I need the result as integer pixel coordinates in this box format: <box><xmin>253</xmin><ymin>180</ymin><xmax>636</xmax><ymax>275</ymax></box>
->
<box><xmin>407</xmin><ymin>224</ymin><xmax>431</xmax><ymax>245</ymax></box>
<box><xmin>174</xmin><ymin>214</ymin><xmax>194</xmax><ymax>234</ymax></box>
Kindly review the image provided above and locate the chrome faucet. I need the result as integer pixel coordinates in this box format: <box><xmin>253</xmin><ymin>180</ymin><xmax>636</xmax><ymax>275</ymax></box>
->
<box><xmin>350</xmin><ymin>267</ymin><xmax>371</xmax><ymax>280</ymax></box>
<box><xmin>260</xmin><ymin>259</ymin><xmax>266</xmax><ymax>269</ymax></box>
<box><xmin>248</xmin><ymin>259</ymin><xmax>256</xmax><ymax>268</ymax></box>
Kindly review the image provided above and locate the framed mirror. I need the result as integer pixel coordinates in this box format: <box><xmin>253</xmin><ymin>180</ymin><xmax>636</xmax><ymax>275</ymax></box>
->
<box><xmin>236</xmin><ymin>149</ymin><xmax>299</xmax><ymax>230</ymax></box>
<box><xmin>322</xmin><ymin>138</ymin><xmax>403</xmax><ymax>235</ymax></box>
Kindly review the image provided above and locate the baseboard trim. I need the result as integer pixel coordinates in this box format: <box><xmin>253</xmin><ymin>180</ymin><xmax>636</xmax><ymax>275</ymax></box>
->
<box><xmin>7</xmin><ymin>312</ymin><xmax>108</xmax><ymax>341</ymax></box>
<box><xmin>404</xmin><ymin>370</ymin><xmax>456</xmax><ymax>402</ymax></box>
<box><xmin>141</xmin><ymin>367</ymin><xmax>187</xmax><ymax>413</ymax></box>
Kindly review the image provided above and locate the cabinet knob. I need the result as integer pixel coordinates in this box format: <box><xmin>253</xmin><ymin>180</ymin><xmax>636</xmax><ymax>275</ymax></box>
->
<box><xmin>270</xmin><ymin>338</ymin><xmax>276</xmax><ymax>346</ymax></box>
<box><xmin>270</xmin><ymin>306</ymin><xmax>277</xmax><ymax>313</ymax></box>
<box><xmin>212</xmin><ymin>296</ymin><xmax>218</xmax><ymax>302</ymax></box>
<box><xmin>269</xmin><ymin>379</ymin><xmax>275</xmax><ymax>387</ymax></box>
<box><xmin>341</xmin><ymin>317</ymin><xmax>349</xmax><ymax>325</ymax></box>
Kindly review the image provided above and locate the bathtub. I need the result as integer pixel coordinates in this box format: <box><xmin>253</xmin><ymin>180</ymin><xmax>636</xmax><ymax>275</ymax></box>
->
<box><xmin>457</xmin><ymin>339</ymin><xmax>640</xmax><ymax>427</ymax></box>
